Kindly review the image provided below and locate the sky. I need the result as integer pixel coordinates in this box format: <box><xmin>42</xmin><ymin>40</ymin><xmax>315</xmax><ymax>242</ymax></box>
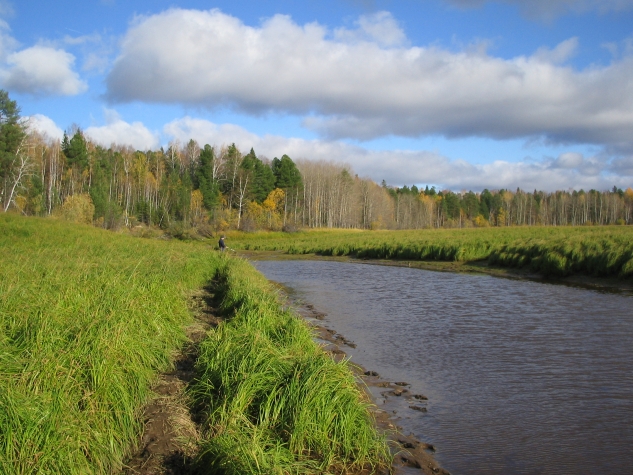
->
<box><xmin>2</xmin><ymin>0</ymin><xmax>633</xmax><ymax>192</ymax></box>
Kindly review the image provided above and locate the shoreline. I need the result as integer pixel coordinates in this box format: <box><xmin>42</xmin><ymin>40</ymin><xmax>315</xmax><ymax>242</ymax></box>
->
<box><xmin>274</xmin><ymin>281</ymin><xmax>450</xmax><ymax>475</ymax></box>
<box><xmin>245</xmin><ymin>250</ymin><xmax>633</xmax><ymax>475</ymax></box>
<box><xmin>240</xmin><ymin>249</ymin><xmax>633</xmax><ymax>294</ymax></box>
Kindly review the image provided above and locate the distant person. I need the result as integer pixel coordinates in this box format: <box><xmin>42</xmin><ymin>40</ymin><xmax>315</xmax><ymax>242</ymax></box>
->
<box><xmin>219</xmin><ymin>235</ymin><xmax>226</xmax><ymax>252</ymax></box>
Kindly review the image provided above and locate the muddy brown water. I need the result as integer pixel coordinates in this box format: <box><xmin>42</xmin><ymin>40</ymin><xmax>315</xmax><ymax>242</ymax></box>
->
<box><xmin>252</xmin><ymin>259</ymin><xmax>633</xmax><ymax>475</ymax></box>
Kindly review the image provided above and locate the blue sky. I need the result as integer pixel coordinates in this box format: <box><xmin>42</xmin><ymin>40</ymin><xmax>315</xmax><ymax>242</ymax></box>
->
<box><xmin>3</xmin><ymin>0</ymin><xmax>633</xmax><ymax>191</ymax></box>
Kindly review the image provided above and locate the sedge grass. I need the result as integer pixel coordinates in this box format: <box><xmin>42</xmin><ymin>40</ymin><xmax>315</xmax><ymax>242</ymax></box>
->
<box><xmin>0</xmin><ymin>214</ymin><xmax>219</xmax><ymax>474</ymax></box>
<box><xmin>192</xmin><ymin>257</ymin><xmax>392</xmax><ymax>474</ymax></box>
<box><xmin>232</xmin><ymin>226</ymin><xmax>633</xmax><ymax>278</ymax></box>
<box><xmin>1</xmin><ymin>214</ymin><xmax>392</xmax><ymax>474</ymax></box>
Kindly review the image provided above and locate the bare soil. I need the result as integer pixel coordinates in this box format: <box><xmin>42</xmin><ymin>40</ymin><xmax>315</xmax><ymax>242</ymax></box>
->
<box><xmin>120</xmin><ymin>286</ymin><xmax>222</xmax><ymax>475</ymax></box>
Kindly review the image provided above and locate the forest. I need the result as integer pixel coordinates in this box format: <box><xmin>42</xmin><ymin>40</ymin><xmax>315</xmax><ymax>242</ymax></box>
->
<box><xmin>2</xmin><ymin>90</ymin><xmax>632</xmax><ymax>232</ymax></box>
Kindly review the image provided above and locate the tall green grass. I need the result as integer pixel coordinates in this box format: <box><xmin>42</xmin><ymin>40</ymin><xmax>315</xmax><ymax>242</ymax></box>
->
<box><xmin>489</xmin><ymin>234</ymin><xmax>633</xmax><ymax>278</ymax></box>
<box><xmin>0</xmin><ymin>214</ymin><xmax>219</xmax><ymax>474</ymax></box>
<box><xmin>1</xmin><ymin>215</ymin><xmax>391</xmax><ymax>474</ymax></box>
<box><xmin>192</xmin><ymin>257</ymin><xmax>391</xmax><ymax>474</ymax></box>
<box><xmin>233</xmin><ymin>226</ymin><xmax>633</xmax><ymax>278</ymax></box>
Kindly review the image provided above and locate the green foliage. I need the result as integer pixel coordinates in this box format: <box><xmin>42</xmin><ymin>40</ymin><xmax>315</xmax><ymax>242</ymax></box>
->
<box><xmin>196</xmin><ymin>144</ymin><xmax>221</xmax><ymax>210</ymax></box>
<box><xmin>0</xmin><ymin>90</ymin><xmax>26</xmax><ymax>198</ymax></box>
<box><xmin>90</xmin><ymin>182</ymin><xmax>123</xmax><ymax>229</ymax></box>
<box><xmin>0</xmin><ymin>215</ymin><xmax>391</xmax><ymax>474</ymax></box>
<box><xmin>233</xmin><ymin>226</ymin><xmax>633</xmax><ymax>279</ymax></box>
<box><xmin>192</xmin><ymin>257</ymin><xmax>391</xmax><ymax>474</ymax></box>
<box><xmin>62</xmin><ymin>130</ymin><xmax>89</xmax><ymax>170</ymax></box>
<box><xmin>272</xmin><ymin>154</ymin><xmax>302</xmax><ymax>191</ymax></box>
<box><xmin>242</xmin><ymin>148</ymin><xmax>276</xmax><ymax>203</ymax></box>
<box><xmin>0</xmin><ymin>214</ymin><xmax>219</xmax><ymax>474</ymax></box>
<box><xmin>489</xmin><ymin>232</ymin><xmax>633</xmax><ymax>278</ymax></box>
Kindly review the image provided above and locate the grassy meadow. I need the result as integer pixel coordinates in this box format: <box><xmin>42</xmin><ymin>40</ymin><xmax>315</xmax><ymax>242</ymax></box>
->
<box><xmin>231</xmin><ymin>226</ymin><xmax>633</xmax><ymax>278</ymax></box>
<box><xmin>0</xmin><ymin>214</ymin><xmax>389</xmax><ymax>474</ymax></box>
<box><xmin>0</xmin><ymin>214</ymin><xmax>217</xmax><ymax>473</ymax></box>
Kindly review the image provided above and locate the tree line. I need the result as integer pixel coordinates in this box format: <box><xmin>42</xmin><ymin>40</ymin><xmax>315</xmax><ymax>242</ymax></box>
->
<box><xmin>1</xmin><ymin>91</ymin><xmax>631</xmax><ymax>231</ymax></box>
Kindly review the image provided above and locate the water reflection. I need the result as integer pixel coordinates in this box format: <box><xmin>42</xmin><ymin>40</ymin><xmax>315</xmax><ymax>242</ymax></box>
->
<box><xmin>253</xmin><ymin>260</ymin><xmax>633</xmax><ymax>475</ymax></box>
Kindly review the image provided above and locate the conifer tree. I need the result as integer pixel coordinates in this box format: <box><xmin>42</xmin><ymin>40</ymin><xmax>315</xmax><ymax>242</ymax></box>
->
<box><xmin>272</xmin><ymin>154</ymin><xmax>302</xmax><ymax>190</ymax></box>
<box><xmin>196</xmin><ymin>144</ymin><xmax>220</xmax><ymax>210</ymax></box>
<box><xmin>0</xmin><ymin>90</ymin><xmax>27</xmax><ymax>209</ymax></box>
<box><xmin>62</xmin><ymin>129</ymin><xmax>89</xmax><ymax>170</ymax></box>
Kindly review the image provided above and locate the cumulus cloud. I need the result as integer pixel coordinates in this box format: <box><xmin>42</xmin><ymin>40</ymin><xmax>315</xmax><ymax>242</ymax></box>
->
<box><xmin>26</xmin><ymin>114</ymin><xmax>64</xmax><ymax>140</ymax></box>
<box><xmin>85</xmin><ymin>110</ymin><xmax>159</xmax><ymax>150</ymax></box>
<box><xmin>445</xmin><ymin>0</ymin><xmax>633</xmax><ymax>19</ymax></box>
<box><xmin>164</xmin><ymin>117</ymin><xmax>631</xmax><ymax>192</ymax></box>
<box><xmin>1</xmin><ymin>45</ymin><xmax>87</xmax><ymax>95</ymax></box>
<box><xmin>106</xmin><ymin>9</ymin><xmax>633</xmax><ymax>151</ymax></box>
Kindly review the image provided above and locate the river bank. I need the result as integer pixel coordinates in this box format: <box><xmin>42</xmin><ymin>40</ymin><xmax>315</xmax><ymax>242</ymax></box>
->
<box><xmin>288</xmin><ymin>293</ymin><xmax>450</xmax><ymax>475</ymax></box>
<box><xmin>240</xmin><ymin>249</ymin><xmax>633</xmax><ymax>294</ymax></box>
<box><xmin>253</xmin><ymin>258</ymin><xmax>633</xmax><ymax>475</ymax></box>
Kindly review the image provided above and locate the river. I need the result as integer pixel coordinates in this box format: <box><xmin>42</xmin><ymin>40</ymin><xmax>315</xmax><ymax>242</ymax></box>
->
<box><xmin>252</xmin><ymin>259</ymin><xmax>633</xmax><ymax>475</ymax></box>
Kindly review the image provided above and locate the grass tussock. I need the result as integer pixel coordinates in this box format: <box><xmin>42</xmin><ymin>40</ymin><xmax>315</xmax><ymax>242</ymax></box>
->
<box><xmin>232</xmin><ymin>226</ymin><xmax>633</xmax><ymax>278</ymax></box>
<box><xmin>489</xmin><ymin>233</ymin><xmax>633</xmax><ymax>278</ymax></box>
<box><xmin>1</xmin><ymin>214</ymin><xmax>391</xmax><ymax>475</ymax></box>
<box><xmin>192</xmin><ymin>257</ymin><xmax>391</xmax><ymax>474</ymax></box>
<box><xmin>0</xmin><ymin>214</ymin><xmax>218</xmax><ymax>474</ymax></box>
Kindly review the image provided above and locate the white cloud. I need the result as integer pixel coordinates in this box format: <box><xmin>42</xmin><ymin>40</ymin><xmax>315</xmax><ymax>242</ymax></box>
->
<box><xmin>106</xmin><ymin>9</ymin><xmax>633</xmax><ymax>151</ymax></box>
<box><xmin>533</xmin><ymin>37</ymin><xmax>578</xmax><ymax>64</ymax></box>
<box><xmin>82</xmin><ymin>52</ymin><xmax>110</xmax><ymax>73</ymax></box>
<box><xmin>164</xmin><ymin>117</ymin><xmax>631</xmax><ymax>191</ymax></box>
<box><xmin>550</xmin><ymin>152</ymin><xmax>585</xmax><ymax>169</ymax></box>
<box><xmin>85</xmin><ymin>110</ymin><xmax>159</xmax><ymax>150</ymax></box>
<box><xmin>610</xmin><ymin>155</ymin><xmax>633</xmax><ymax>177</ymax></box>
<box><xmin>26</xmin><ymin>114</ymin><xmax>64</xmax><ymax>140</ymax></box>
<box><xmin>1</xmin><ymin>45</ymin><xmax>87</xmax><ymax>95</ymax></box>
<box><xmin>334</xmin><ymin>11</ymin><xmax>407</xmax><ymax>47</ymax></box>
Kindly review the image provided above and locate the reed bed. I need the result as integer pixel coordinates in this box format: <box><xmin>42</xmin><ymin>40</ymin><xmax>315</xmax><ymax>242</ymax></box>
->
<box><xmin>0</xmin><ymin>214</ymin><xmax>218</xmax><ymax>474</ymax></box>
<box><xmin>233</xmin><ymin>226</ymin><xmax>633</xmax><ymax>278</ymax></box>
<box><xmin>192</xmin><ymin>257</ymin><xmax>391</xmax><ymax>474</ymax></box>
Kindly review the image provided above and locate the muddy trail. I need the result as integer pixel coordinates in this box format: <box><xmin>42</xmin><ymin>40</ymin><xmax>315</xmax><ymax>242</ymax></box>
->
<box><xmin>120</xmin><ymin>285</ymin><xmax>222</xmax><ymax>475</ymax></box>
<box><xmin>121</xmin><ymin>283</ymin><xmax>448</xmax><ymax>475</ymax></box>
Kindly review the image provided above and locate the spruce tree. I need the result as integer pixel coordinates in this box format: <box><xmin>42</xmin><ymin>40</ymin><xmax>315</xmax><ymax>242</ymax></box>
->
<box><xmin>272</xmin><ymin>154</ymin><xmax>302</xmax><ymax>190</ymax></box>
<box><xmin>62</xmin><ymin>129</ymin><xmax>89</xmax><ymax>170</ymax></box>
<box><xmin>196</xmin><ymin>144</ymin><xmax>220</xmax><ymax>210</ymax></box>
<box><xmin>0</xmin><ymin>90</ymin><xmax>26</xmax><ymax>201</ymax></box>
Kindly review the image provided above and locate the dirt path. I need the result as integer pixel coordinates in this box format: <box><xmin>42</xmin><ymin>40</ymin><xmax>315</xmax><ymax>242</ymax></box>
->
<box><xmin>122</xmin><ymin>281</ymin><xmax>448</xmax><ymax>475</ymax></box>
<box><xmin>120</xmin><ymin>286</ymin><xmax>222</xmax><ymax>475</ymax></box>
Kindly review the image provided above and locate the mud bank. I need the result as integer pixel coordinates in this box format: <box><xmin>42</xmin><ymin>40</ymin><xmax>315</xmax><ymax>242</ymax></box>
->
<box><xmin>290</xmin><ymin>294</ymin><xmax>450</xmax><ymax>475</ymax></box>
